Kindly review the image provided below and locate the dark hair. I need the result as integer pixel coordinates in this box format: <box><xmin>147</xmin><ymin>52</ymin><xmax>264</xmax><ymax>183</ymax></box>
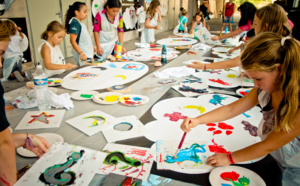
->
<box><xmin>238</xmin><ymin>2</ymin><xmax>257</xmax><ymax>27</ymax></box>
<box><xmin>274</xmin><ymin>0</ymin><xmax>287</xmax><ymax>11</ymax></box>
<box><xmin>41</xmin><ymin>21</ymin><xmax>65</xmax><ymax>40</ymax></box>
<box><xmin>180</xmin><ymin>7</ymin><xmax>184</xmax><ymax>11</ymax></box>
<box><xmin>247</xmin><ymin>28</ymin><xmax>255</xmax><ymax>38</ymax></box>
<box><xmin>64</xmin><ymin>2</ymin><xmax>86</xmax><ymax>33</ymax></box>
<box><xmin>104</xmin><ymin>0</ymin><xmax>121</xmax><ymax>10</ymax></box>
<box><xmin>134</xmin><ymin>2</ymin><xmax>141</xmax><ymax>10</ymax></box>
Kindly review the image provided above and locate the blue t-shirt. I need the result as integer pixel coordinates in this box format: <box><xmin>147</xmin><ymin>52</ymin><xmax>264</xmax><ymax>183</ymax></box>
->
<box><xmin>69</xmin><ymin>18</ymin><xmax>82</xmax><ymax>44</ymax></box>
<box><xmin>179</xmin><ymin>16</ymin><xmax>188</xmax><ymax>31</ymax></box>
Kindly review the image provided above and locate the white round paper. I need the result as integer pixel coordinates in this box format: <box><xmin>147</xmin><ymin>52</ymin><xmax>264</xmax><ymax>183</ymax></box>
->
<box><xmin>157</xmin><ymin>38</ymin><xmax>198</xmax><ymax>46</ymax></box>
<box><xmin>93</xmin><ymin>92</ymin><xmax>123</xmax><ymax>104</ymax></box>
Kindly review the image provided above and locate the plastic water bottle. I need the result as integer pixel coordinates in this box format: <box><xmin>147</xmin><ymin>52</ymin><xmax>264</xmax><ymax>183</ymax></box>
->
<box><xmin>224</xmin><ymin>27</ymin><xmax>228</xmax><ymax>43</ymax></box>
<box><xmin>161</xmin><ymin>45</ymin><xmax>167</xmax><ymax>65</ymax></box>
<box><xmin>33</xmin><ymin>65</ymin><xmax>51</xmax><ymax>111</ymax></box>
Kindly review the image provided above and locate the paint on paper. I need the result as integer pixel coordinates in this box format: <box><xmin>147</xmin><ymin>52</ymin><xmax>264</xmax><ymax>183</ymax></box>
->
<box><xmin>28</xmin><ymin>112</ymin><xmax>54</xmax><ymax>124</ymax></box>
<box><xmin>104</xmin><ymin>95</ymin><xmax>120</xmax><ymax>102</ymax></box>
<box><xmin>220</xmin><ymin>171</ymin><xmax>251</xmax><ymax>186</ymax></box>
<box><xmin>122</xmin><ymin>63</ymin><xmax>145</xmax><ymax>70</ymax></box>
<box><xmin>72</xmin><ymin>72</ymin><xmax>98</xmax><ymax>79</ymax></box>
<box><xmin>209</xmin><ymin>79</ymin><xmax>231</xmax><ymax>86</ymax></box>
<box><xmin>165</xmin><ymin>144</ymin><xmax>206</xmax><ymax>164</ymax></box>
<box><xmin>241</xmin><ymin>120</ymin><xmax>258</xmax><ymax>136</ymax></box>
<box><xmin>113</xmin><ymin>75</ymin><xmax>127</xmax><ymax>80</ymax></box>
<box><xmin>209</xmin><ymin>95</ymin><xmax>228</xmax><ymax>106</ymax></box>
<box><xmin>179</xmin><ymin>85</ymin><xmax>209</xmax><ymax>93</ymax></box>
<box><xmin>163</xmin><ymin>112</ymin><xmax>187</xmax><ymax>122</ymax></box>
<box><xmin>208</xmin><ymin>139</ymin><xmax>230</xmax><ymax>153</ymax></box>
<box><xmin>183</xmin><ymin>105</ymin><xmax>206</xmax><ymax>113</ymax></box>
<box><xmin>203</xmin><ymin>70</ymin><xmax>222</xmax><ymax>74</ymax></box>
<box><xmin>83</xmin><ymin>115</ymin><xmax>106</xmax><ymax>127</ymax></box>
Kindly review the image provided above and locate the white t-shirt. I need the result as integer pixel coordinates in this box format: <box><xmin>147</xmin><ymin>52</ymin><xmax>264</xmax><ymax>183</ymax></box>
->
<box><xmin>136</xmin><ymin>6</ymin><xmax>145</xmax><ymax>23</ymax></box>
<box><xmin>3</xmin><ymin>31</ymin><xmax>23</xmax><ymax>59</ymax></box>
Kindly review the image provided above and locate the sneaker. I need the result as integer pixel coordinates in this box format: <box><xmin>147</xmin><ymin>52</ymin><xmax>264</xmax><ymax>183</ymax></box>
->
<box><xmin>25</xmin><ymin>71</ymin><xmax>33</xmax><ymax>81</ymax></box>
<box><xmin>13</xmin><ymin>71</ymin><xmax>25</xmax><ymax>82</ymax></box>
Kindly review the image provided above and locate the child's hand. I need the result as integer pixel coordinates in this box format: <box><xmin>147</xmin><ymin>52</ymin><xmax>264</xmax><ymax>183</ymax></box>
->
<box><xmin>65</xmin><ymin>63</ymin><xmax>76</xmax><ymax>70</ymax></box>
<box><xmin>180</xmin><ymin>118</ymin><xmax>199</xmax><ymax>132</ymax></box>
<box><xmin>93</xmin><ymin>46</ymin><xmax>97</xmax><ymax>53</ymax></box>
<box><xmin>206</xmin><ymin>153</ymin><xmax>230</xmax><ymax>167</ymax></box>
<box><xmin>96</xmin><ymin>47</ymin><xmax>103</xmax><ymax>56</ymax></box>
<box><xmin>186</xmin><ymin>61</ymin><xmax>203</xmax><ymax>69</ymax></box>
<box><xmin>26</xmin><ymin>134</ymin><xmax>50</xmax><ymax>157</ymax></box>
<box><xmin>80</xmin><ymin>53</ymin><xmax>87</xmax><ymax>61</ymax></box>
<box><xmin>228</xmin><ymin>48</ymin><xmax>235</xmax><ymax>54</ymax></box>
<box><xmin>211</xmin><ymin>35</ymin><xmax>220</xmax><ymax>41</ymax></box>
<box><xmin>154</xmin><ymin>26</ymin><xmax>160</xmax><ymax>30</ymax></box>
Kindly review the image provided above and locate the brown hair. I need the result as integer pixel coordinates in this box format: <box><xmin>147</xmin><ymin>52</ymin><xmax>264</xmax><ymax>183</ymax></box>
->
<box><xmin>0</xmin><ymin>19</ymin><xmax>16</xmax><ymax>41</ymax></box>
<box><xmin>193</xmin><ymin>11</ymin><xmax>204</xmax><ymax>22</ymax></box>
<box><xmin>255</xmin><ymin>4</ymin><xmax>291</xmax><ymax>36</ymax></box>
<box><xmin>146</xmin><ymin>0</ymin><xmax>160</xmax><ymax>19</ymax></box>
<box><xmin>41</xmin><ymin>21</ymin><xmax>65</xmax><ymax>40</ymax></box>
<box><xmin>241</xmin><ymin>32</ymin><xmax>300</xmax><ymax>132</ymax></box>
<box><xmin>182</xmin><ymin>9</ymin><xmax>187</xmax><ymax>16</ymax></box>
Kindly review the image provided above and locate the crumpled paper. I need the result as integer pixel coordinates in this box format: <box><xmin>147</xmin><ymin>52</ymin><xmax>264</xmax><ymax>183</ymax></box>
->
<box><xmin>154</xmin><ymin>66</ymin><xmax>196</xmax><ymax>79</ymax></box>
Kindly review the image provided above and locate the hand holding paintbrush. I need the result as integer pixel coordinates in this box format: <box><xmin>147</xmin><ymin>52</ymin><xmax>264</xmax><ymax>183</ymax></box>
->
<box><xmin>174</xmin><ymin>120</ymin><xmax>191</xmax><ymax>157</ymax></box>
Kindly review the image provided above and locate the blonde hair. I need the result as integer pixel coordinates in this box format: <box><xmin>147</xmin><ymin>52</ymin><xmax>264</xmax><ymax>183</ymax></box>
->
<box><xmin>241</xmin><ymin>32</ymin><xmax>300</xmax><ymax>132</ymax></box>
<box><xmin>182</xmin><ymin>9</ymin><xmax>187</xmax><ymax>16</ymax></box>
<box><xmin>255</xmin><ymin>4</ymin><xmax>291</xmax><ymax>36</ymax></box>
<box><xmin>41</xmin><ymin>21</ymin><xmax>65</xmax><ymax>40</ymax></box>
<box><xmin>146</xmin><ymin>0</ymin><xmax>160</xmax><ymax>19</ymax></box>
<box><xmin>0</xmin><ymin>19</ymin><xmax>16</xmax><ymax>41</ymax></box>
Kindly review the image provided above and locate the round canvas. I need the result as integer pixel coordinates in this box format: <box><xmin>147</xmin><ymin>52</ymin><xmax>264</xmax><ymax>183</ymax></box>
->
<box><xmin>157</xmin><ymin>38</ymin><xmax>198</xmax><ymax>46</ymax></box>
<box><xmin>209</xmin><ymin>166</ymin><xmax>266</xmax><ymax>186</ymax></box>
<box><xmin>93</xmin><ymin>92</ymin><xmax>123</xmax><ymax>104</ymax></box>
<box><xmin>70</xmin><ymin>90</ymin><xmax>99</xmax><ymax>100</ymax></box>
<box><xmin>61</xmin><ymin>62</ymin><xmax>149</xmax><ymax>91</ymax></box>
<box><xmin>16</xmin><ymin>133</ymin><xmax>64</xmax><ymax>158</ymax></box>
<box><xmin>48</xmin><ymin>78</ymin><xmax>63</xmax><ymax>87</ymax></box>
<box><xmin>119</xmin><ymin>94</ymin><xmax>149</xmax><ymax>106</ymax></box>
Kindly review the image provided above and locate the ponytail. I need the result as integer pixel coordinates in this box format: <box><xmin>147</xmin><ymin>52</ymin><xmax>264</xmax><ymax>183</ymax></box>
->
<box><xmin>41</xmin><ymin>21</ymin><xmax>65</xmax><ymax>40</ymax></box>
<box><xmin>64</xmin><ymin>1</ymin><xmax>86</xmax><ymax>33</ymax></box>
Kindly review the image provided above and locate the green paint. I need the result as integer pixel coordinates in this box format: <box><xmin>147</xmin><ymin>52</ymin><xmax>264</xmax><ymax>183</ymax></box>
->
<box><xmin>94</xmin><ymin>4</ymin><xmax>98</xmax><ymax>8</ymax></box>
<box><xmin>119</xmin><ymin>165</ymin><xmax>129</xmax><ymax>169</ymax></box>
<box><xmin>104</xmin><ymin>151</ymin><xmax>143</xmax><ymax>167</ymax></box>
<box><xmin>227</xmin><ymin>176</ymin><xmax>250</xmax><ymax>186</ymax></box>
<box><xmin>80</xmin><ymin>94</ymin><xmax>93</xmax><ymax>98</ymax></box>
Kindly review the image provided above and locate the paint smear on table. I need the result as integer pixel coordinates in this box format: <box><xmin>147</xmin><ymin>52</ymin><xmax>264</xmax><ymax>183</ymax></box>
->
<box><xmin>183</xmin><ymin>105</ymin><xmax>206</xmax><ymax>113</ymax></box>
<box><xmin>163</xmin><ymin>112</ymin><xmax>188</xmax><ymax>122</ymax></box>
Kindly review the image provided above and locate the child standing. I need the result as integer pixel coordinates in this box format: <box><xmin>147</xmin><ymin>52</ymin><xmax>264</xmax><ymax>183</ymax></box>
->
<box><xmin>39</xmin><ymin>21</ymin><xmax>76</xmax><ymax>77</ymax></box>
<box><xmin>134</xmin><ymin>2</ymin><xmax>145</xmax><ymax>37</ymax></box>
<box><xmin>178</xmin><ymin>9</ymin><xmax>188</xmax><ymax>33</ymax></box>
<box><xmin>141</xmin><ymin>0</ymin><xmax>162</xmax><ymax>44</ymax></box>
<box><xmin>189</xmin><ymin>11</ymin><xmax>206</xmax><ymax>34</ymax></box>
<box><xmin>93</xmin><ymin>0</ymin><xmax>125</xmax><ymax>61</ymax></box>
<box><xmin>220</xmin><ymin>0</ymin><xmax>235</xmax><ymax>35</ymax></box>
<box><xmin>181</xmin><ymin>32</ymin><xmax>300</xmax><ymax>185</ymax></box>
<box><xmin>65</xmin><ymin>2</ymin><xmax>93</xmax><ymax>66</ymax></box>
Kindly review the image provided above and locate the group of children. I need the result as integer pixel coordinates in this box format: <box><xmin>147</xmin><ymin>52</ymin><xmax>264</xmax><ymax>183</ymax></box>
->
<box><xmin>0</xmin><ymin>0</ymin><xmax>299</xmax><ymax>185</ymax></box>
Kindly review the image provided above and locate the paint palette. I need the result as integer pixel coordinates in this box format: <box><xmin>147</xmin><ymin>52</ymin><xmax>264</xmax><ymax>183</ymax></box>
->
<box><xmin>93</xmin><ymin>92</ymin><xmax>123</xmax><ymax>104</ymax></box>
<box><xmin>70</xmin><ymin>90</ymin><xmax>99</xmax><ymax>100</ymax></box>
<box><xmin>119</xmin><ymin>94</ymin><xmax>149</xmax><ymax>106</ymax></box>
<box><xmin>48</xmin><ymin>78</ymin><xmax>62</xmax><ymax>87</ymax></box>
<box><xmin>209</xmin><ymin>166</ymin><xmax>266</xmax><ymax>186</ymax></box>
<box><xmin>16</xmin><ymin>133</ymin><xmax>64</xmax><ymax>158</ymax></box>
<box><xmin>236</xmin><ymin>88</ymin><xmax>253</xmax><ymax>97</ymax></box>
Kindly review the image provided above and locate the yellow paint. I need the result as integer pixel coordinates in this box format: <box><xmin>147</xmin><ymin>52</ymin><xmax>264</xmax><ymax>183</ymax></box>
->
<box><xmin>227</xmin><ymin>74</ymin><xmax>236</xmax><ymax>78</ymax></box>
<box><xmin>104</xmin><ymin>95</ymin><xmax>120</xmax><ymax>102</ymax></box>
<box><xmin>183</xmin><ymin>105</ymin><xmax>206</xmax><ymax>113</ymax></box>
<box><xmin>113</xmin><ymin>75</ymin><xmax>127</xmax><ymax>80</ymax></box>
<box><xmin>53</xmin><ymin>80</ymin><xmax>62</xmax><ymax>83</ymax></box>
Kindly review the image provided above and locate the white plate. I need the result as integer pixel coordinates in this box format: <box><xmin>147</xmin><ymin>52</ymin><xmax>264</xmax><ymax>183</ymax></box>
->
<box><xmin>16</xmin><ymin>133</ymin><xmax>64</xmax><ymax>158</ymax></box>
<box><xmin>70</xmin><ymin>90</ymin><xmax>99</xmax><ymax>100</ymax></box>
<box><xmin>209</xmin><ymin>166</ymin><xmax>266</xmax><ymax>186</ymax></box>
<box><xmin>119</xmin><ymin>94</ymin><xmax>149</xmax><ymax>106</ymax></box>
<box><xmin>93</xmin><ymin>92</ymin><xmax>123</xmax><ymax>104</ymax></box>
<box><xmin>236</xmin><ymin>88</ymin><xmax>252</xmax><ymax>97</ymax></box>
<box><xmin>48</xmin><ymin>78</ymin><xmax>63</xmax><ymax>87</ymax></box>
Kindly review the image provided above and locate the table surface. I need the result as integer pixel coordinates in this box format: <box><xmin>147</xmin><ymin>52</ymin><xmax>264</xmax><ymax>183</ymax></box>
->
<box><xmin>5</xmin><ymin>44</ymin><xmax>282</xmax><ymax>186</ymax></box>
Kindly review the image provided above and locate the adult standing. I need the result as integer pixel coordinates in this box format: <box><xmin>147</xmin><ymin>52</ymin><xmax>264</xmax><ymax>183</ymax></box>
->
<box><xmin>220</xmin><ymin>0</ymin><xmax>235</xmax><ymax>35</ymax></box>
<box><xmin>199</xmin><ymin>0</ymin><xmax>212</xmax><ymax>22</ymax></box>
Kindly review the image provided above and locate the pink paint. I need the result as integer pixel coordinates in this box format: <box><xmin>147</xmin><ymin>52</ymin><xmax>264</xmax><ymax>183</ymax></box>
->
<box><xmin>126</xmin><ymin>148</ymin><xmax>147</xmax><ymax>156</ymax></box>
<box><xmin>208</xmin><ymin>139</ymin><xmax>230</xmax><ymax>153</ymax></box>
<box><xmin>220</xmin><ymin>171</ymin><xmax>240</xmax><ymax>181</ymax></box>
<box><xmin>207</xmin><ymin>127</ymin><xmax>216</xmax><ymax>131</ymax></box>
<box><xmin>121</xmin><ymin>167</ymin><xmax>133</xmax><ymax>172</ymax></box>
<box><xmin>213</xmin><ymin>130</ymin><xmax>222</xmax><ymax>135</ymax></box>
<box><xmin>209</xmin><ymin>79</ymin><xmax>230</xmax><ymax>86</ymax></box>
<box><xmin>163</xmin><ymin>112</ymin><xmax>188</xmax><ymax>122</ymax></box>
<box><xmin>206</xmin><ymin>123</ymin><xmax>217</xmax><ymax>126</ymax></box>
<box><xmin>218</xmin><ymin>122</ymin><xmax>234</xmax><ymax>130</ymax></box>
<box><xmin>226</xmin><ymin>130</ymin><xmax>233</xmax><ymax>135</ymax></box>
<box><xmin>125</xmin><ymin>168</ymin><xmax>139</xmax><ymax>176</ymax></box>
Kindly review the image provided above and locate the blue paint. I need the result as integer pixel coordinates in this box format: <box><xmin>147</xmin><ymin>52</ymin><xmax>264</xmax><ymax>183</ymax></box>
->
<box><xmin>209</xmin><ymin>95</ymin><xmax>227</xmax><ymax>106</ymax></box>
<box><xmin>142</xmin><ymin>174</ymin><xmax>173</xmax><ymax>186</ymax></box>
<box><xmin>132</xmin><ymin>97</ymin><xmax>142</xmax><ymax>101</ymax></box>
<box><xmin>122</xmin><ymin>63</ymin><xmax>145</xmax><ymax>70</ymax></box>
<box><xmin>165</xmin><ymin>144</ymin><xmax>206</xmax><ymax>164</ymax></box>
<box><xmin>109</xmin><ymin>63</ymin><xmax>117</xmax><ymax>68</ymax></box>
<box><xmin>221</xmin><ymin>184</ymin><xmax>232</xmax><ymax>186</ymax></box>
<box><xmin>242</xmin><ymin>112</ymin><xmax>251</xmax><ymax>118</ymax></box>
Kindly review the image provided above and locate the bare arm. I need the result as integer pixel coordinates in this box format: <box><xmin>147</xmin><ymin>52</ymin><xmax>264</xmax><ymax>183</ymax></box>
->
<box><xmin>202</xmin><ymin>19</ymin><xmax>206</xmax><ymax>28</ymax></box>
<box><xmin>157</xmin><ymin>11</ymin><xmax>162</xmax><ymax>23</ymax></box>
<box><xmin>118</xmin><ymin>32</ymin><xmax>126</xmax><ymax>53</ymax></box>
<box><xmin>93</xmin><ymin>31</ymin><xmax>103</xmax><ymax>56</ymax></box>
<box><xmin>70</xmin><ymin>33</ymin><xmax>87</xmax><ymax>61</ymax></box>
<box><xmin>187</xmin><ymin>55</ymin><xmax>241</xmax><ymax>70</ymax></box>
<box><xmin>0</xmin><ymin>128</ymin><xmax>16</xmax><ymax>186</ymax></box>
<box><xmin>212</xmin><ymin>27</ymin><xmax>244</xmax><ymax>41</ymax></box>
<box><xmin>189</xmin><ymin>20</ymin><xmax>195</xmax><ymax>34</ymax></box>
<box><xmin>181</xmin><ymin>88</ymin><xmax>259</xmax><ymax>132</ymax></box>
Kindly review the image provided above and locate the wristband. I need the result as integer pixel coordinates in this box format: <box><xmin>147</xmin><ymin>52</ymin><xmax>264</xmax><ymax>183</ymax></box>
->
<box><xmin>23</xmin><ymin>133</ymin><xmax>34</xmax><ymax>150</ymax></box>
<box><xmin>228</xmin><ymin>153</ymin><xmax>235</xmax><ymax>164</ymax></box>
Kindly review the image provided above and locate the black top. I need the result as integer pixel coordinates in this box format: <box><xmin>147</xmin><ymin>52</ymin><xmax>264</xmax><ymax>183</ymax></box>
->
<box><xmin>0</xmin><ymin>83</ymin><xmax>10</xmax><ymax>132</ymax></box>
<box><xmin>200</xmin><ymin>4</ymin><xmax>209</xmax><ymax>19</ymax></box>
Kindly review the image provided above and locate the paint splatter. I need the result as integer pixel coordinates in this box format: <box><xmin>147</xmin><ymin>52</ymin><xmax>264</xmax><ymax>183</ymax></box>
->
<box><xmin>238</xmin><ymin>90</ymin><xmax>250</xmax><ymax>96</ymax></box>
<box><xmin>213</xmin><ymin>130</ymin><xmax>222</xmax><ymax>135</ymax></box>
<box><xmin>83</xmin><ymin>115</ymin><xmax>106</xmax><ymax>127</ymax></box>
<box><xmin>183</xmin><ymin>105</ymin><xmax>206</xmax><ymax>113</ymax></box>
<box><xmin>241</xmin><ymin>120</ymin><xmax>258</xmax><ymax>136</ymax></box>
<box><xmin>208</xmin><ymin>139</ymin><xmax>230</xmax><ymax>153</ymax></box>
<box><xmin>104</xmin><ymin>95</ymin><xmax>120</xmax><ymax>102</ymax></box>
<box><xmin>72</xmin><ymin>73</ymin><xmax>98</xmax><ymax>79</ymax></box>
<box><xmin>226</xmin><ymin>74</ymin><xmax>237</xmax><ymax>78</ymax></box>
<box><xmin>206</xmin><ymin>123</ymin><xmax>217</xmax><ymax>126</ymax></box>
<box><xmin>165</xmin><ymin>144</ymin><xmax>206</xmax><ymax>164</ymax></box>
<box><xmin>179</xmin><ymin>85</ymin><xmax>208</xmax><ymax>93</ymax></box>
<box><xmin>109</xmin><ymin>63</ymin><xmax>117</xmax><ymax>68</ymax></box>
<box><xmin>126</xmin><ymin>148</ymin><xmax>147</xmax><ymax>156</ymax></box>
<box><xmin>226</xmin><ymin>131</ymin><xmax>233</xmax><ymax>135</ymax></box>
<box><xmin>206</xmin><ymin>122</ymin><xmax>234</xmax><ymax>136</ymax></box>
<box><xmin>209</xmin><ymin>95</ymin><xmax>227</xmax><ymax>106</ymax></box>
<box><xmin>163</xmin><ymin>112</ymin><xmax>188</xmax><ymax>122</ymax></box>
<box><xmin>207</xmin><ymin>127</ymin><xmax>216</xmax><ymax>131</ymax></box>
<box><xmin>220</xmin><ymin>171</ymin><xmax>240</xmax><ymax>181</ymax></box>
<box><xmin>28</xmin><ymin>112</ymin><xmax>54</xmax><ymax>124</ymax></box>
<box><xmin>203</xmin><ymin>70</ymin><xmax>222</xmax><ymax>74</ymax></box>
<box><xmin>218</xmin><ymin>122</ymin><xmax>234</xmax><ymax>130</ymax></box>
<box><xmin>209</xmin><ymin>79</ymin><xmax>231</xmax><ymax>86</ymax></box>
<box><xmin>182</xmin><ymin>78</ymin><xmax>203</xmax><ymax>84</ymax></box>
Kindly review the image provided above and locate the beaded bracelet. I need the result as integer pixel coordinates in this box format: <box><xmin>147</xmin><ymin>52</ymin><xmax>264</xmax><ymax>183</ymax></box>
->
<box><xmin>23</xmin><ymin>133</ymin><xmax>34</xmax><ymax>151</ymax></box>
<box><xmin>228</xmin><ymin>152</ymin><xmax>235</xmax><ymax>164</ymax></box>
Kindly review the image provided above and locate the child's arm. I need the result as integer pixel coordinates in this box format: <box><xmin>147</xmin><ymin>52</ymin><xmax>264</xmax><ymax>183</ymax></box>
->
<box><xmin>41</xmin><ymin>44</ymin><xmax>75</xmax><ymax>70</ymax></box>
<box><xmin>202</xmin><ymin>19</ymin><xmax>206</xmax><ymax>27</ymax></box>
<box><xmin>93</xmin><ymin>32</ymin><xmax>103</xmax><ymax>56</ymax></box>
<box><xmin>70</xmin><ymin>34</ymin><xmax>87</xmax><ymax>61</ymax></box>
<box><xmin>189</xmin><ymin>20</ymin><xmax>195</xmax><ymax>34</ymax></box>
<box><xmin>212</xmin><ymin>27</ymin><xmax>244</xmax><ymax>41</ymax></box>
<box><xmin>187</xmin><ymin>56</ymin><xmax>241</xmax><ymax>70</ymax></box>
<box><xmin>157</xmin><ymin>10</ymin><xmax>162</xmax><ymax>23</ymax></box>
<box><xmin>228</xmin><ymin>44</ymin><xmax>242</xmax><ymax>54</ymax></box>
<box><xmin>207</xmin><ymin>111</ymin><xmax>300</xmax><ymax>166</ymax></box>
<box><xmin>118</xmin><ymin>32</ymin><xmax>126</xmax><ymax>54</ymax></box>
<box><xmin>145</xmin><ymin>18</ymin><xmax>160</xmax><ymax>29</ymax></box>
<box><xmin>184</xmin><ymin>22</ymin><xmax>187</xmax><ymax>33</ymax></box>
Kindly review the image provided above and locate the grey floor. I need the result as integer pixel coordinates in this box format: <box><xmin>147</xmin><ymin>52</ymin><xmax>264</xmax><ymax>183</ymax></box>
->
<box><xmin>1</xmin><ymin>15</ymin><xmax>239</xmax><ymax>93</ymax></box>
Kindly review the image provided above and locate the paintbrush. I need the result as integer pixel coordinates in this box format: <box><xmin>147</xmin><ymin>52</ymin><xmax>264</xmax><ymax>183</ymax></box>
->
<box><xmin>174</xmin><ymin>120</ymin><xmax>191</xmax><ymax>158</ymax></box>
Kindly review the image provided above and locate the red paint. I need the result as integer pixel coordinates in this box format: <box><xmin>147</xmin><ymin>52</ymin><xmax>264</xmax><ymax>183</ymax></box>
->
<box><xmin>150</xmin><ymin>48</ymin><xmax>161</xmax><ymax>51</ymax></box>
<box><xmin>209</xmin><ymin>79</ymin><xmax>230</xmax><ymax>86</ymax></box>
<box><xmin>163</xmin><ymin>112</ymin><xmax>188</xmax><ymax>122</ymax></box>
<box><xmin>124</xmin><ymin>101</ymin><xmax>140</xmax><ymax>105</ymax></box>
<box><xmin>159</xmin><ymin>154</ymin><xmax>163</xmax><ymax>163</ymax></box>
<box><xmin>220</xmin><ymin>171</ymin><xmax>240</xmax><ymax>181</ymax></box>
<box><xmin>127</xmin><ymin>148</ymin><xmax>147</xmax><ymax>156</ymax></box>
<box><xmin>0</xmin><ymin>176</ymin><xmax>11</xmax><ymax>186</ymax></box>
<box><xmin>121</xmin><ymin>177</ymin><xmax>134</xmax><ymax>186</ymax></box>
<box><xmin>208</xmin><ymin>139</ymin><xmax>230</xmax><ymax>153</ymax></box>
<box><xmin>226</xmin><ymin>130</ymin><xmax>233</xmax><ymax>135</ymax></box>
<box><xmin>218</xmin><ymin>122</ymin><xmax>234</xmax><ymax>130</ymax></box>
<box><xmin>206</xmin><ymin>123</ymin><xmax>217</xmax><ymax>126</ymax></box>
<box><xmin>207</xmin><ymin>127</ymin><xmax>216</xmax><ymax>131</ymax></box>
<box><xmin>239</xmin><ymin>91</ymin><xmax>248</xmax><ymax>96</ymax></box>
<box><xmin>213</xmin><ymin>130</ymin><xmax>222</xmax><ymax>135</ymax></box>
